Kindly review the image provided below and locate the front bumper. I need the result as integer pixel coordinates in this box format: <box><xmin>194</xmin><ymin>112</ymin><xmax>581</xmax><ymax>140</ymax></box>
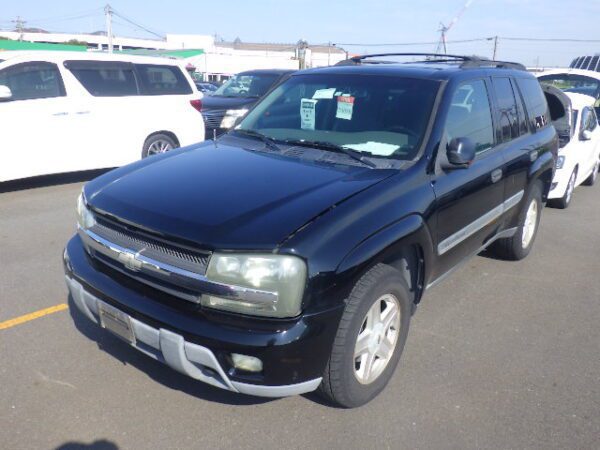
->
<box><xmin>66</xmin><ymin>276</ymin><xmax>321</xmax><ymax>397</ymax></box>
<box><xmin>548</xmin><ymin>167</ymin><xmax>571</xmax><ymax>199</ymax></box>
<box><xmin>64</xmin><ymin>235</ymin><xmax>342</xmax><ymax>397</ymax></box>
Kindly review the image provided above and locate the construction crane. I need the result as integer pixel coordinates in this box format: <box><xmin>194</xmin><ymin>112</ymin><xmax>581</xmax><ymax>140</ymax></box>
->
<box><xmin>434</xmin><ymin>0</ymin><xmax>474</xmax><ymax>55</ymax></box>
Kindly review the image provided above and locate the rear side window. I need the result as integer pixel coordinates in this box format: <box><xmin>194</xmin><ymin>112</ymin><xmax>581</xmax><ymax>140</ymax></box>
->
<box><xmin>66</xmin><ymin>61</ymin><xmax>138</xmax><ymax>97</ymax></box>
<box><xmin>135</xmin><ymin>64</ymin><xmax>192</xmax><ymax>95</ymax></box>
<box><xmin>516</xmin><ymin>78</ymin><xmax>550</xmax><ymax>131</ymax></box>
<box><xmin>492</xmin><ymin>77</ymin><xmax>520</xmax><ymax>142</ymax></box>
<box><xmin>446</xmin><ymin>79</ymin><xmax>495</xmax><ymax>154</ymax></box>
<box><xmin>0</xmin><ymin>62</ymin><xmax>65</xmax><ymax>101</ymax></box>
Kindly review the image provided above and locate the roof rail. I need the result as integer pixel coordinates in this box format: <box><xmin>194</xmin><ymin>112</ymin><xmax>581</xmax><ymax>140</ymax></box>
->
<box><xmin>338</xmin><ymin>53</ymin><xmax>526</xmax><ymax>71</ymax></box>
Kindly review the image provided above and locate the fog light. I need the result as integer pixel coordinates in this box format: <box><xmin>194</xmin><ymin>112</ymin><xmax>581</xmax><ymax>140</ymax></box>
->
<box><xmin>231</xmin><ymin>353</ymin><xmax>263</xmax><ymax>372</ymax></box>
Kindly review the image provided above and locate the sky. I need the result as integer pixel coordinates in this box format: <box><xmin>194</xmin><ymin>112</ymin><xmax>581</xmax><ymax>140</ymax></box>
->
<box><xmin>1</xmin><ymin>0</ymin><xmax>599</xmax><ymax>67</ymax></box>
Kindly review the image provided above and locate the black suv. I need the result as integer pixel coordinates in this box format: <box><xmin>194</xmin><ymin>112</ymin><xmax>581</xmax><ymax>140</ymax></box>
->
<box><xmin>201</xmin><ymin>69</ymin><xmax>294</xmax><ymax>138</ymax></box>
<box><xmin>64</xmin><ymin>54</ymin><xmax>557</xmax><ymax>408</ymax></box>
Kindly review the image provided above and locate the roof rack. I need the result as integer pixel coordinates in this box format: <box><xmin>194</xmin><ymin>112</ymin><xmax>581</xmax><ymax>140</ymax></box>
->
<box><xmin>337</xmin><ymin>53</ymin><xmax>526</xmax><ymax>71</ymax></box>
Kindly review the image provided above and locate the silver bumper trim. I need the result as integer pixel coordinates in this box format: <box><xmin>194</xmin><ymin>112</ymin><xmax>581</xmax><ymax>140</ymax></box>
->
<box><xmin>65</xmin><ymin>276</ymin><xmax>321</xmax><ymax>398</ymax></box>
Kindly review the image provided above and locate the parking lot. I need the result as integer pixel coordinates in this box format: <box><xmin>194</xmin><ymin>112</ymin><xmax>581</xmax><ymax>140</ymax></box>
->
<box><xmin>0</xmin><ymin>178</ymin><xmax>599</xmax><ymax>449</ymax></box>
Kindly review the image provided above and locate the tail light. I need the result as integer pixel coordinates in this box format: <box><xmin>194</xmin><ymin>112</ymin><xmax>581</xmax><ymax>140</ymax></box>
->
<box><xmin>190</xmin><ymin>99</ymin><xmax>202</xmax><ymax>112</ymax></box>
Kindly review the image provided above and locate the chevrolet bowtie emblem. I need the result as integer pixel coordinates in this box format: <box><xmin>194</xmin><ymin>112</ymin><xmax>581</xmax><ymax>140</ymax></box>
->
<box><xmin>117</xmin><ymin>251</ymin><xmax>143</xmax><ymax>272</ymax></box>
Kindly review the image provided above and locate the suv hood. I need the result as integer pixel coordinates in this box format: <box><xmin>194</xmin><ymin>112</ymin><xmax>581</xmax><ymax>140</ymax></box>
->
<box><xmin>85</xmin><ymin>141</ymin><xmax>394</xmax><ymax>250</ymax></box>
<box><xmin>202</xmin><ymin>95</ymin><xmax>258</xmax><ymax>110</ymax></box>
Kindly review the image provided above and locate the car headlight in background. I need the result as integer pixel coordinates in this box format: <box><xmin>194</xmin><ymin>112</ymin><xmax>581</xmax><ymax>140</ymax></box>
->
<box><xmin>220</xmin><ymin>109</ymin><xmax>249</xmax><ymax>129</ymax></box>
<box><xmin>556</xmin><ymin>155</ymin><xmax>566</xmax><ymax>169</ymax></box>
<box><xmin>203</xmin><ymin>253</ymin><xmax>307</xmax><ymax>318</ymax></box>
<box><xmin>76</xmin><ymin>192</ymin><xmax>96</xmax><ymax>230</ymax></box>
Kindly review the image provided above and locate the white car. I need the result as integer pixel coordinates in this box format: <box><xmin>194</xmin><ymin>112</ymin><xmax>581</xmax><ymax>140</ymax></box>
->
<box><xmin>0</xmin><ymin>51</ymin><xmax>205</xmax><ymax>183</ymax></box>
<box><xmin>537</xmin><ymin>80</ymin><xmax>600</xmax><ymax>208</ymax></box>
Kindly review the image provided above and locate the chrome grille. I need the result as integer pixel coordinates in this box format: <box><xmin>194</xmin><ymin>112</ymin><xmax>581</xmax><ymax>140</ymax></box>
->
<box><xmin>90</xmin><ymin>220</ymin><xmax>210</xmax><ymax>275</ymax></box>
<box><xmin>202</xmin><ymin>109</ymin><xmax>226</xmax><ymax>129</ymax></box>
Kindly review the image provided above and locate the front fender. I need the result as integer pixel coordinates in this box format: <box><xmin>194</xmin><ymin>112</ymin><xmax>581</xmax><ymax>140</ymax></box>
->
<box><xmin>336</xmin><ymin>214</ymin><xmax>435</xmax><ymax>300</ymax></box>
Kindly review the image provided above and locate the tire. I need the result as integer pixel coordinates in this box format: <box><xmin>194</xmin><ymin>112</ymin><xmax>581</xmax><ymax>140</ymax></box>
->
<box><xmin>142</xmin><ymin>133</ymin><xmax>178</xmax><ymax>158</ymax></box>
<box><xmin>549</xmin><ymin>168</ymin><xmax>577</xmax><ymax>209</ymax></box>
<box><xmin>582</xmin><ymin>161</ymin><xmax>598</xmax><ymax>186</ymax></box>
<box><xmin>318</xmin><ymin>264</ymin><xmax>412</xmax><ymax>408</ymax></box>
<box><xmin>490</xmin><ymin>181</ymin><xmax>543</xmax><ymax>261</ymax></box>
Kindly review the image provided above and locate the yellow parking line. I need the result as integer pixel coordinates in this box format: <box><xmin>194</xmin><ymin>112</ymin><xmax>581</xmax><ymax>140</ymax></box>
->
<box><xmin>0</xmin><ymin>304</ymin><xmax>68</xmax><ymax>330</ymax></box>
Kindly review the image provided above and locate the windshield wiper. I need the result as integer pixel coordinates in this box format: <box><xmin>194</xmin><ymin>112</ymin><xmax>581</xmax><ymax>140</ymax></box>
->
<box><xmin>231</xmin><ymin>129</ymin><xmax>281</xmax><ymax>152</ymax></box>
<box><xmin>282</xmin><ymin>139</ymin><xmax>376</xmax><ymax>168</ymax></box>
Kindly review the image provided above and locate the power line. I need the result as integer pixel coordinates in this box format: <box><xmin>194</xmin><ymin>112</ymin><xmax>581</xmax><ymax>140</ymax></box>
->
<box><xmin>110</xmin><ymin>8</ymin><xmax>164</xmax><ymax>39</ymax></box>
<box><xmin>500</xmin><ymin>36</ymin><xmax>600</xmax><ymax>43</ymax></box>
<box><xmin>334</xmin><ymin>37</ymin><xmax>492</xmax><ymax>47</ymax></box>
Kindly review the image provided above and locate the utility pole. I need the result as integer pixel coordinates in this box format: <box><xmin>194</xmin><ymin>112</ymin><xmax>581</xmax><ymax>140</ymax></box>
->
<box><xmin>12</xmin><ymin>16</ymin><xmax>26</xmax><ymax>41</ymax></box>
<box><xmin>104</xmin><ymin>4</ymin><xmax>113</xmax><ymax>53</ymax></box>
<box><xmin>327</xmin><ymin>41</ymin><xmax>331</xmax><ymax>66</ymax></box>
<box><xmin>492</xmin><ymin>35</ymin><xmax>498</xmax><ymax>60</ymax></box>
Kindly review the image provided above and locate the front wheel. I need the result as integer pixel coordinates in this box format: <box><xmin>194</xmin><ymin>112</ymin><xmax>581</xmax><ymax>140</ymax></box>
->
<box><xmin>142</xmin><ymin>133</ymin><xmax>178</xmax><ymax>159</ymax></box>
<box><xmin>490</xmin><ymin>181</ymin><xmax>543</xmax><ymax>261</ymax></box>
<box><xmin>318</xmin><ymin>264</ymin><xmax>412</xmax><ymax>408</ymax></box>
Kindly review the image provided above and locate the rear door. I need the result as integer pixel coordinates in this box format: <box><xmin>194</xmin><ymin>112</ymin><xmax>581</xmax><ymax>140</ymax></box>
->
<box><xmin>0</xmin><ymin>61</ymin><xmax>71</xmax><ymax>181</ymax></box>
<box><xmin>64</xmin><ymin>60</ymin><xmax>141</xmax><ymax>169</ymax></box>
<box><xmin>489</xmin><ymin>76</ymin><xmax>533</xmax><ymax>224</ymax></box>
<box><xmin>431</xmin><ymin>78</ymin><xmax>506</xmax><ymax>279</ymax></box>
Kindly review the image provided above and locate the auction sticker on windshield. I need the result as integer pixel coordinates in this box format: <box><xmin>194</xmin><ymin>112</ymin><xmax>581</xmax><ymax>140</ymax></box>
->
<box><xmin>336</xmin><ymin>96</ymin><xmax>354</xmax><ymax>120</ymax></box>
<box><xmin>301</xmin><ymin>99</ymin><xmax>317</xmax><ymax>130</ymax></box>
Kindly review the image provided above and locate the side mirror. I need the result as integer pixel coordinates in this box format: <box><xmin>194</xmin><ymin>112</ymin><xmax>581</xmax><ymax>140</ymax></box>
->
<box><xmin>0</xmin><ymin>85</ymin><xmax>12</xmax><ymax>101</ymax></box>
<box><xmin>446</xmin><ymin>137</ymin><xmax>476</xmax><ymax>167</ymax></box>
<box><xmin>581</xmin><ymin>130</ymin><xmax>593</xmax><ymax>141</ymax></box>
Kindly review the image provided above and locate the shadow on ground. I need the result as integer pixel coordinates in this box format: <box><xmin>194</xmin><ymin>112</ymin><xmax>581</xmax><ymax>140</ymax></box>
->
<box><xmin>56</xmin><ymin>439</ymin><xmax>119</xmax><ymax>450</ymax></box>
<box><xmin>67</xmin><ymin>294</ymin><xmax>277</xmax><ymax>407</ymax></box>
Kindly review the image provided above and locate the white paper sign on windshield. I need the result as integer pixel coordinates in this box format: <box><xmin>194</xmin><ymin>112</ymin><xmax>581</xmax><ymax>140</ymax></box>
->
<box><xmin>301</xmin><ymin>99</ymin><xmax>317</xmax><ymax>130</ymax></box>
<box><xmin>312</xmin><ymin>88</ymin><xmax>336</xmax><ymax>99</ymax></box>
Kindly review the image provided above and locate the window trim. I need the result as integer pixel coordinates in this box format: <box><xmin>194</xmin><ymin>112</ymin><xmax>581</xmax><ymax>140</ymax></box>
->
<box><xmin>0</xmin><ymin>61</ymin><xmax>66</xmax><ymax>102</ymax></box>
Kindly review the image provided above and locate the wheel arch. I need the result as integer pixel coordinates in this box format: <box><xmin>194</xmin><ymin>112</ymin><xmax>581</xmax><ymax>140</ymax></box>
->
<box><xmin>336</xmin><ymin>214</ymin><xmax>435</xmax><ymax>306</ymax></box>
<box><xmin>144</xmin><ymin>130</ymin><xmax>180</xmax><ymax>148</ymax></box>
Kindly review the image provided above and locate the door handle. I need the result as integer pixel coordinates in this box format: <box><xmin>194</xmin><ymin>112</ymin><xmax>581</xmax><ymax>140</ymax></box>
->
<box><xmin>491</xmin><ymin>168</ymin><xmax>503</xmax><ymax>183</ymax></box>
<box><xmin>52</xmin><ymin>112</ymin><xmax>69</xmax><ymax>116</ymax></box>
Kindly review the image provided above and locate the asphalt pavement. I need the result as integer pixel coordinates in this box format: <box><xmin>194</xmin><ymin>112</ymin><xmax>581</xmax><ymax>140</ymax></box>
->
<box><xmin>1</xmin><ymin>177</ymin><xmax>599</xmax><ymax>450</ymax></box>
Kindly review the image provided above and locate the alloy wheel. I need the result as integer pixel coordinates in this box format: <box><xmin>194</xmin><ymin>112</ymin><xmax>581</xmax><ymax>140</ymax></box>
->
<box><xmin>354</xmin><ymin>294</ymin><xmax>401</xmax><ymax>385</ymax></box>
<box><xmin>147</xmin><ymin>139</ymin><xmax>173</xmax><ymax>156</ymax></box>
<box><xmin>521</xmin><ymin>198</ymin><xmax>538</xmax><ymax>249</ymax></box>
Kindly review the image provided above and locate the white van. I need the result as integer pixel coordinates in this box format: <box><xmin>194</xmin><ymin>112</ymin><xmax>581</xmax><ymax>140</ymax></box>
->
<box><xmin>0</xmin><ymin>51</ymin><xmax>205</xmax><ymax>183</ymax></box>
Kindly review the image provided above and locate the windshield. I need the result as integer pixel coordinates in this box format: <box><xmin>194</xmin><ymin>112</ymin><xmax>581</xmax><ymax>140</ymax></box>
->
<box><xmin>538</xmin><ymin>74</ymin><xmax>600</xmax><ymax>98</ymax></box>
<box><xmin>212</xmin><ymin>73</ymin><xmax>280</xmax><ymax>98</ymax></box>
<box><xmin>237</xmin><ymin>73</ymin><xmax>440</xmax><ymax>160</ymax></box>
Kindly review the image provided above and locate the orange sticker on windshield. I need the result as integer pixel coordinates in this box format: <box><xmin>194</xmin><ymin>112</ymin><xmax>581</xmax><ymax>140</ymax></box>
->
<box><xmin>336</xmin><ymin>96</ymin><xmax>354</xmax><ymax>120</ymax></box>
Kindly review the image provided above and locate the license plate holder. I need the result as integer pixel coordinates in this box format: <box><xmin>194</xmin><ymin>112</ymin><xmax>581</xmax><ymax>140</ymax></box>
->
<box><xmin>98</xmin><ymin>302</ymin><xmax>135</xmax><ymax>345</ymax></box>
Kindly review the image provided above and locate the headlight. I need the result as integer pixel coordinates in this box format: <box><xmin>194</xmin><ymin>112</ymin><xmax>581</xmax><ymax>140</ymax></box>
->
<box><xmin>220</xmin><ymin>109</ymin><xmax>248</xmax><ymax>129</ymax></box>
<box><xmin>203</xmin><ymin>253</ymin><xmax>307</xmax><ymax>318</ymax></box>
<box><xmin>76</xmin><ymin>192</ymin><xmax>96</xmax><ymax>230</ymax></box>
<box><xmin>556</xmin><ymin>155</ymin><xmax>565</xmax><ymax>169</ymax></box>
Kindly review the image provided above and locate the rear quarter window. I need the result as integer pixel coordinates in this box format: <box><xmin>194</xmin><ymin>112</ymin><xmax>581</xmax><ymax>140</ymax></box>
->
<box><xmin>135</xmin><ymin>64</ymin><xmax>192</xmax><ymax>95</ymax></box>
<box><xmin>516</xmin><ymin>77</ymin><xmax>550</xmax><ymax>131</ymax></box>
